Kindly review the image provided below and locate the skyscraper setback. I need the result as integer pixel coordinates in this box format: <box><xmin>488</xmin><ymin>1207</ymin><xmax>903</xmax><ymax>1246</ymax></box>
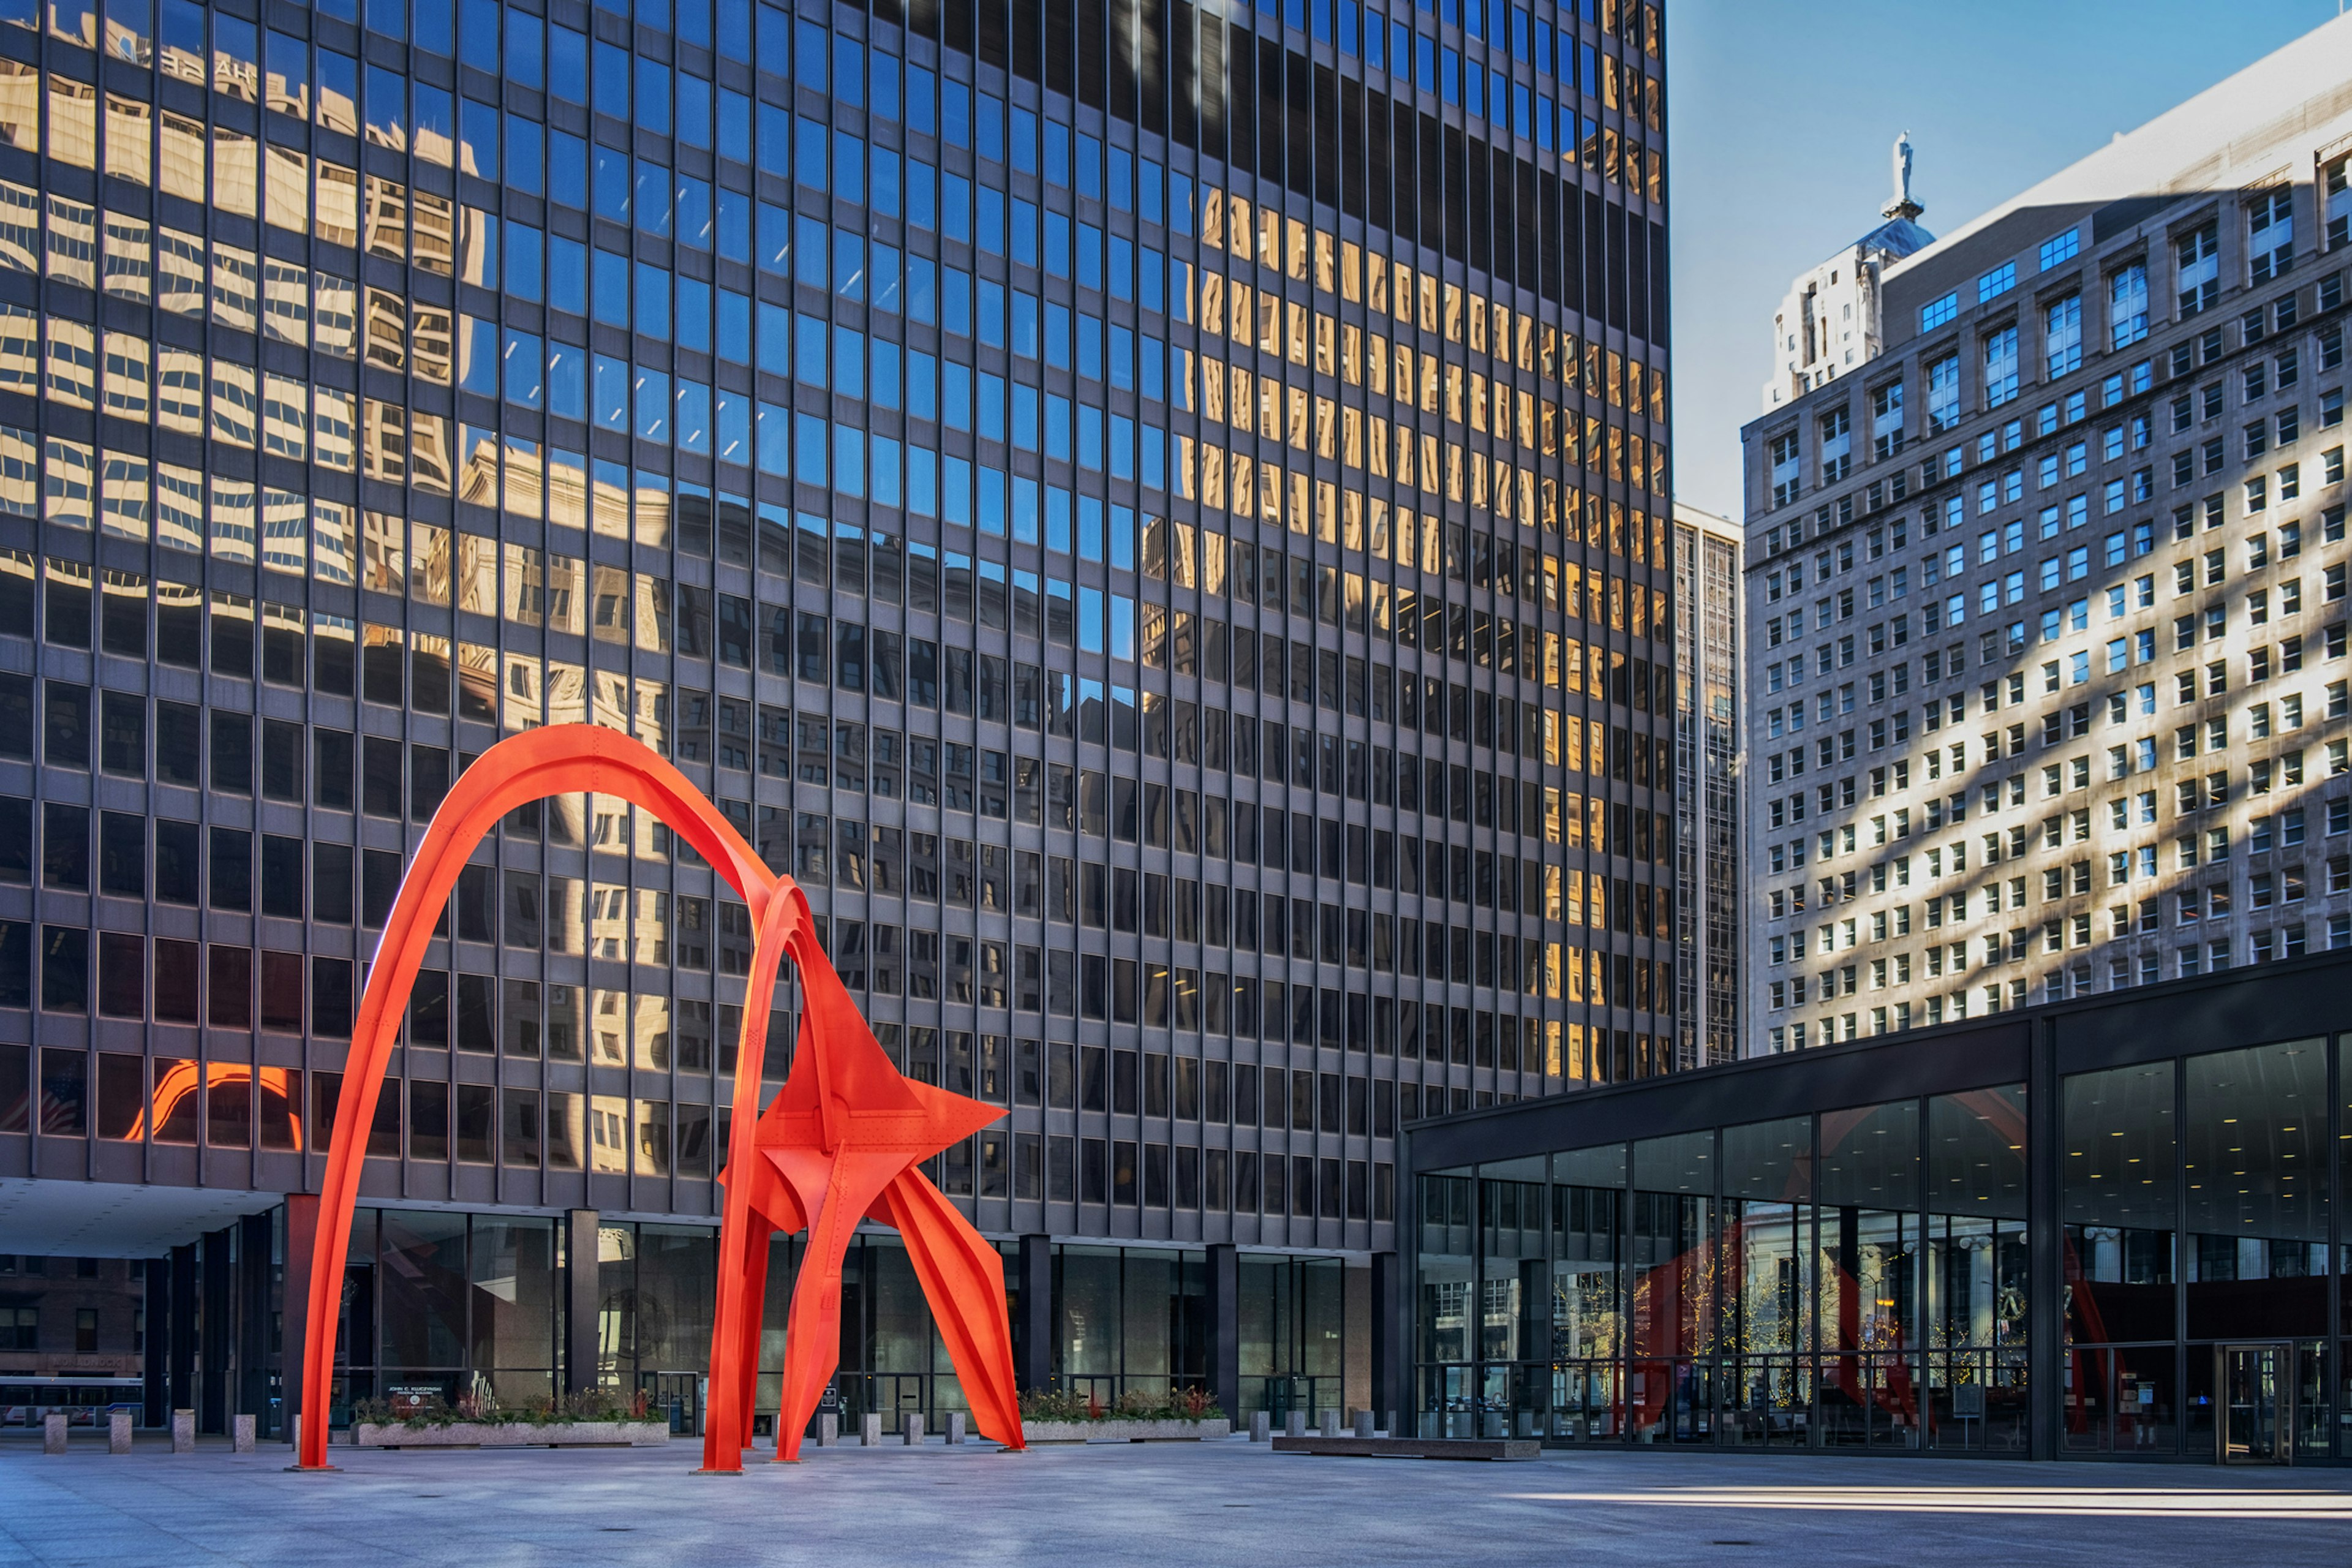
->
<box><xmin>0</xmin><ymin>0</ymin><xmax>1672</xmax><ymax>1434</ymax></box>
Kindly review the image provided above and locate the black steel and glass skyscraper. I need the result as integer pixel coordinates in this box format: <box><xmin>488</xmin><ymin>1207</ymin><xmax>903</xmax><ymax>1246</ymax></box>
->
<box><xmin>0</xmin><ymin>0</ymin><xmax>1671</xmax><ymax>1438</ymax></box>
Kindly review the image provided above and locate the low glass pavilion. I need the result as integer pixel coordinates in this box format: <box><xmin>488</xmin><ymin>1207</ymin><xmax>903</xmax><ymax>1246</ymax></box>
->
<box><xmin>1402</xmin><ymin>951</ymin><xmax>2350</xmax><ymax>1463</ymax></box>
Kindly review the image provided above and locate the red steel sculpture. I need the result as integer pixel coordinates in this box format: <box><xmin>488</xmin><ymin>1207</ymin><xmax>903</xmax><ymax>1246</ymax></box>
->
<box><xmin>292</xmin><ymin>725</ymin><xmax>1022</xmax><ymax>1471</ymax></box>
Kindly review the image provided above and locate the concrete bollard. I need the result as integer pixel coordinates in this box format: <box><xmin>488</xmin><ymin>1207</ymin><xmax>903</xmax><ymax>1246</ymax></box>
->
<box><xmin>1354</xmin><ymin>1409</ymin><xmax>1375</xmax><ymax>1439</ymax></box>
<box><xmin>902</xmin><ymin>1412</ymin><xmax>925</xmax><ymax>1447</ymax></box>
<box><xmin>287</xmin><ymin>1413</ymin><xmax>300</xmax><ymax>1452</ymax></box>
<box><xmin>1284</xmin><ymin>1409</ymin><xmax>1305</xmax><ymax>1439</ymax></box>
<box><xmin>816</xmin><ymin>1412</ymin><xmax>839</xmax><ymax>1448</ymax></box>
<box><xmin>233</xmin><ymin>1414</ymin><xmax>255</xmax><ymax>1453</ymax></box>
<box><xmin>1387</xmin><ymin>1411</ymin><xmax>1400</xmax><ymax>1440</ymax></box>
<box><xmin>109</xmin><ymin>1411</ymin><xmax>132</xmax><ymax>1453</ymax></box>
<box><xmin>944</xmin><ymin>1411</ymin><xmax>966</xmax><ymax>1446</ymax></box>
<box><xmin>172</xmin><ymin>1409</ymin><xmax>195</xmax><ymax>1454</ymax></box>
<box><xmin>43</xmin><ymin>1412</ymin><xmax>67</xmax><ymax>1453</ymax></box>
<box><xmin>859</xmin><ymin>1412</ymin><xmax>882</xmax><ymax>1447</ymax></box>
<box><xmin>1319</xmin><ymin>1409</ymin><xmax>1340</xmax><ymax>1438</ymax></box>
<box><xmin>1249</xmin><ymin>1411</ymin><xmax>1269</xmax><ymax>1443</ymax></box>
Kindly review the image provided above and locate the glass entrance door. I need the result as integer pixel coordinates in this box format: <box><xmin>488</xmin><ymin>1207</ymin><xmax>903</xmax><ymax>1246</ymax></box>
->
<box><xmin>2217</xmin><ymin>1344</ymin><xmax>2293</xmax><ymax>1464</ymax></box>
<box><xmin>644</xmin><ymin>1371</ymin><xmax>701</xmax><ymax>1436</ymax></box>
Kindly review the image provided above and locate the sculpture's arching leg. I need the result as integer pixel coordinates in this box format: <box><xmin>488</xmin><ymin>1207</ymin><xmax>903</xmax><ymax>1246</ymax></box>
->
<box><xmin>730</xmin><ymin>1216</ymin><xmax>769</xmax><ymax>1452</ymax></box>
<box><xmin>295</xmin><ymin>726</ymin><xmax>786</xmax><ymax>1474</ymax></box>
<box><xmin>875</xmin><ymin>1171</ymin><xmax>1025</xmax><ymax>1450</ymax></box>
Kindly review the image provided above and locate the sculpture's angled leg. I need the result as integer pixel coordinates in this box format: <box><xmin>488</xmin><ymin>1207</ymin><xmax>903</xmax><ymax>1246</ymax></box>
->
<box><xmin>699</xmin><ymin>885</ymin><xmax>805</xmax><ymax>1472</ymax></box>
<box><xmin>768</xmin><ymin>1150</ymin><xmax>898</xmax><ymax>1461</ymax></box>
<box><xmin>878</xmin><ymin>1171</ymin><xmax>1025</xmax><ymax>1450</ymax></box>
<box><xmin>769</xmin><ymin>1191</ymin><xmax>851</xmax><ymax>1461</ymax></box>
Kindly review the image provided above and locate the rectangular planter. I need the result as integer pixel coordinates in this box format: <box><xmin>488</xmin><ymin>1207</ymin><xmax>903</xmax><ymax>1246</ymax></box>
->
<box><xmin>352</xmin><ymin>1420</ymin><xmax>671</xmax><ymax>1449</ymax></box>
<box><xmin>1022</xmin><ymin>1418</ymin><xmax>1229</xmax><ymax>1444</ymax></box>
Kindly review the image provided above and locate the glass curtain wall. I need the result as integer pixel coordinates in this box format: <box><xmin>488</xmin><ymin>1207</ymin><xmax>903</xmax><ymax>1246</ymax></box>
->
<box><xmin>1721</xmin><ymin>1115</ymin><xmax>1811</xmax><ymax>1447</ymax></box>
<box><xmin>1416</xmin><ymin>1031</ymin><xmax>2352</xmax><ymax>1461</ymax></box>
<box><xmin>331</xmin><ymin>1212</ymin><xmax>1006</xmax><ymax>1438</ymax></box>
<box><xmin>1478</xmin><ymin>1156</ymin><xmax>1550</xmax><ymax>1438</ymax></box>
<box><xmin>2057</xmin><ymin>1038</ymin><xmax>2335</xmax><ymax>1463</ymax></box>
<box><xmin>323</xmin><ymin>1215</ymin><xmax>1299</xmax><ymax>1437</ymax></box>
<box><xmin>2340</xmin><ymin>1039</ymin><xmax>2352</xmax><ymax>1461</ymax></box>
<box><xmin>799</xmin><ymin>1234</ymin><xmax>1025</xmax><ymax>1433</ymax></box>
<box><xmin>1416</xmin><ymin>1170</ymin><xmax>1474</xmax><ymax>1436</ymax></box>
<box><xmin>1628</xmin><ymin>1132</ymin><xmax>1713</xmax><ymax>1444</ymax></box>
<box><xmin>616</xmin><ymin>1038</ymin><xmax>2346</xmax><ymax>1455</ymax></box>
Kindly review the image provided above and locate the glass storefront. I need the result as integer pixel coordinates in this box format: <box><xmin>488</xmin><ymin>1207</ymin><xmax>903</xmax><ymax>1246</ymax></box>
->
<box><xmin>1415</xmin><ymin>1014</ymin><xmax>2352</xmax><ymax>1463</ymax></box>
<box><xmin>2063</xmin><ymin>1058</ymin><xmax>2177</xmax><ymax>1453</ymax></box>
<box><xmin>1237</xmin><ymin>1254</ymin><xmax>1344</xmax><ymax>1422</ymax></box>
<box><xmin>1417</xmin><ymin>1084</ymin><xmax>2034</xmax><ymax>1450</ymax></box>
<box><xmin>1052</xmin><ymin>1245</ymin><xmax>1210</xmax><ymax>1409</ymax></box>
<box><xmin>2060</xmin><ymin>1039</ymin><xmax>2334</xmax><ymax>1461</ymax></box>
<box><xmin>1923</xmin><ymin>1086</ymin><xmax>2030</xmax><ymax>1452</ymax></box>
<box><xmin>331</xmin><ymin>1208</ymin><xmax>559</xmax><ymax>1425</ymax></box>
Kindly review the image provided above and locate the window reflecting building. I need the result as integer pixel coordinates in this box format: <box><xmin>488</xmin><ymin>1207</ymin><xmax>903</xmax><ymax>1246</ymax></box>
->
<box><xmin>1405</xmin><ymin>946</ymin><xmax>2352</xmax><ymax>1463</ymax></box>
<box><xmin>1672</xmin><ymin>499</ymin><xmax>1735</xmax><ymax>1068</ymax></box>
<box><xmin>0</xmin><ymin>0</ymin><xmax>1668</xmax><ymax>1436</ymax></box>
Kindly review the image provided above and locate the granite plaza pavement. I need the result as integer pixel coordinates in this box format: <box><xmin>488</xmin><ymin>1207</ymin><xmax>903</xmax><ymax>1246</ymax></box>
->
<box><xmin>6</xmin><ymin>1433</ymin><xmax>2352</xmax><ymax>1566</ymax></box>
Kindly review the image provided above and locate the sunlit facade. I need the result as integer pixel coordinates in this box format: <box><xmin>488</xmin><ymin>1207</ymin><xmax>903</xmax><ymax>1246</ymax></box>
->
<box><xmin>1742</xmin><ymin>17</ymin><xmax>2352</xmax><ymax>1055</ymax></box>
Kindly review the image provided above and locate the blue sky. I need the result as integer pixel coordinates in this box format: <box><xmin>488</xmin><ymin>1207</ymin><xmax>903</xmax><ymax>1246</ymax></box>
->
<box><xmin>1665</xmin><ymin>0</ymin><xmax>2343</xmax><ymax>522</ymax></box>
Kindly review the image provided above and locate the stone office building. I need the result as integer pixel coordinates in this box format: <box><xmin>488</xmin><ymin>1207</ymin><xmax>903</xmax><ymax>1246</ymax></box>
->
<box><xmin>0</xmin><ymin>0</ymin><xmax>1672</xmax><ymax>1435</ymax></box>
<box><xmin>1743</xmin><ymin>15</ymin><xmax>2352</xmax><ymax>1055</ymax></box>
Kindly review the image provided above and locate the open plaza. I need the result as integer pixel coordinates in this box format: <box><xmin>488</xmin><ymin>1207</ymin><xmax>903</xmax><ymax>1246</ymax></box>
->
<box><xmin>6</xmin><ymin>1437</ymin><xmax>2352</xmax><ymax>1567</ymax></box>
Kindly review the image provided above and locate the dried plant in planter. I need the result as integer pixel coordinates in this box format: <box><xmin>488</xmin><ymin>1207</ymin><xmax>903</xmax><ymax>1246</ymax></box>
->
<box><xmin>352</xmin><ymin>1385</ymin><xmax>655</xmax><ymax>1429</ymax></box>
<box><xmin>1016</xmin><ymin>1385</ymin><xmax>1225</xmax><ymax>1423</ymax></box>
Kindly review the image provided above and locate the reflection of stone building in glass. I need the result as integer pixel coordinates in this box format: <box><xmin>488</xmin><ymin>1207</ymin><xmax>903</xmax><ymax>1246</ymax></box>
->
<box><xmin>1673</xmin><ymin>502</ymin><xmax>1738</xmax><ymax>1068</ymax></box>
<box><xmin>1742</xmin><ymin>18</ymin><xmax>2352</xmax><ymax>1054</ymax></box>
<box><xmin>0</xmin><ymin>0</ymin><xmax>1670</xmax><ymax>1437</ymax></box>
<box><xmin>0</xmin><ymin>1254</ymin><xmax>144</xmax><ymax>1379</ymax></box>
